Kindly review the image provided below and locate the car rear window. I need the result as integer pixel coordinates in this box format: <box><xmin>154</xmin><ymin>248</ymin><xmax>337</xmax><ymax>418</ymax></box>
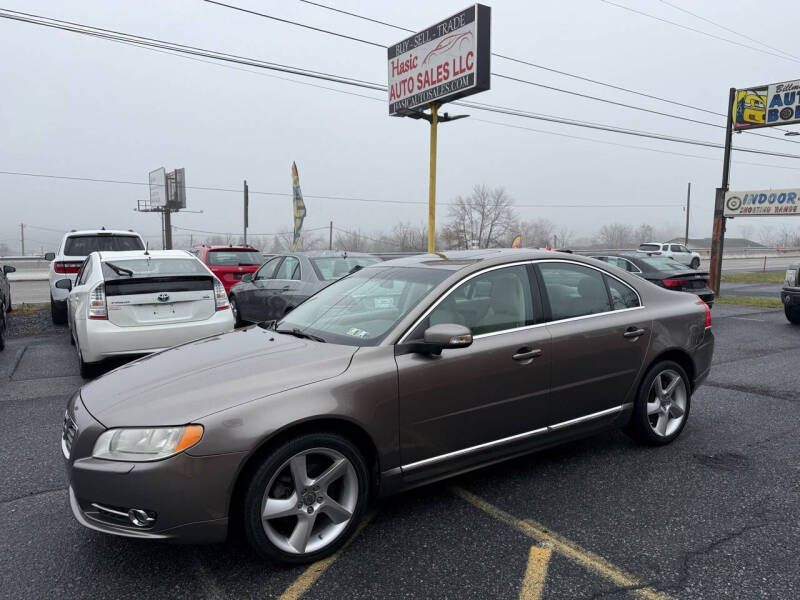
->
<box><xmin>310</xmin><ymin>257</ymin><xmax>382</xmax><ymax>281</ymax></box>
<box><xmin>639</xmin><ymin>257</ymin><xmax>690</xmax><ymax>271</ymax></box>
<box><xmin>64</xmin><ymin>235</ymin><xmax>144</xmax><ymax>256</ymax></box>
<box><xmin>206</xmin><ymin>250</ymin><xmax>262</xmax><ymax>266</ymax></box>
<box><xmin>101</xmin><ymin>258</ymin><xmax>208</xmax><ymax>279</ymax></box>
<box><xmin>638</xmin><ymin>243</ymin><xmax>660</xmax><ymax>251</ymax></box>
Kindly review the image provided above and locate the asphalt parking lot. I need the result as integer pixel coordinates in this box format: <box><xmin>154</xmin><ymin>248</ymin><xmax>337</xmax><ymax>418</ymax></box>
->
<box><xmin>1</xmin><ymin>305</ymin><xmax>798</xmax><ymax>599</ymax></box>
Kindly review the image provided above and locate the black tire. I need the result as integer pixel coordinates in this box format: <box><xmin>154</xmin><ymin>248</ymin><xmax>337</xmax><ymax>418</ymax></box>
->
<box><xmin>625</xmin><ymin>360</ymin><xmax>691</xmax><ymax>446</ymax></box>
<box><xmin>229</xmin><ymin>295</ymin><xmax>242</xmax><ymax>327</ymax></box>
<box><xmin>785</xmin><ymin>305</ymin><xmax>800</xmax><ymax>325</ymax></box>
<box><xmin>69</xmin><ymin>328</ymin><xmax>75</xmax><ymax>346</ymax></box>
<box><xmin>50</xmin><ymin>297</ymin><xmax>67</xmax><ymax>325</ymax></box>
<box><xmin>0</xmin><ymin>307</ymin><xmax>6</xmax><ymax>351</ymax></box>
<box><xmin>5</xmin><ymin>295</ymin><xmax>10</xmax><ymax>312</ymax></box>
<box><xmin>243</xmin><ymin>432</ymin><xmax>369</xmax><ymax>565</ymax></box>
<box><xmin>690</xmin><ymin>257</ymin><xmax>700</xmax><ymax>269</ymax></box>
<box><xmin>75</xmin><ymin>340</ymin><xmax>98</xmax><ymax>379</ymax></box>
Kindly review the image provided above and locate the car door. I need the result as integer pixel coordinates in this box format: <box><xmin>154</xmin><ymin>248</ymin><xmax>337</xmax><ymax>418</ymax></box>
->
<box><xmin>396</xmin><ymin>263</ymin><xmax>551</xmax><ymax>480</ymax></box>
<box><xmin>670</xmin><ymin>244</ymin><xmax>691</xmax><ymax>265</ymax></box>
<box><xmin>261</xmin><ymin>256</ymin><xmax>304</xmax><ymax>319</ymax></box>
<box><xmin>535</xmin><ymin>260</ymin><xmax>651</xmax><ymax>425</ymax></box>
<box><xmin>238</xmin><ymin>256</ymin><xmax>282</xmax><ymax>323</ymax></box>
<box><xmin>68</xmin><ymin>257</ymin><xmax>93</xmax><ymax>344</ymax></box>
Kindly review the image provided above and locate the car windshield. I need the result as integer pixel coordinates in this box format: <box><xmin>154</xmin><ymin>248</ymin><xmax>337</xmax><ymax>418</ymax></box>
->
<box><xmin>310</xmin><ymin>256</ymin><xmax>382</xmax><ymax>281</ymax></box>
<box><xmin>638</xmin><ymin>243</ymin><xmax>660</xmax><ymax>251</ymax></box>
<box><xmin>639</xmin><ymin>257</ymin><xmax>691</xmax><ymax>271</ymax></box>
<box><xmin>64</xmin><ymin>235</ymin><xmax>144</xmax><ymax>256</ymax></box>
<box><xmin>278</xmin><ymin>266</ymin><xmax>448</xmax><ymax>346</ymax></box>
<box><xmin>101</xmin><ymin>258</ymin><xmax>208</xmax><ymax>279</ymax></box>
<box><xmin>206</xmin><ymin>250</ymin><xmax>262</xmax><ymax>266</ymax></box>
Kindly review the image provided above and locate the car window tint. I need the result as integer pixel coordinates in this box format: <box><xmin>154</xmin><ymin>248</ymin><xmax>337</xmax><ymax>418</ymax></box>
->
<box><xmin>413</xmin><ymin>265</ymin><xmax>535</xmax><ymax>338</ymax></box>
<box><xmin>605</xmin><ymin>276</ymin><xmax>640</xmax><ymax>310</ymax></box>
<box><xmin>206</xmin><ymin>250</ymin><xmax>262</xmax><ymax>266</ymax></box>
<box><xmin>275</xmin><ymin>257</ymin><xmax>300</xmax><ymax>280</ymax></box>
<box><xmin>77</xmin><ymin>258</ymin><xmax>91</xmax><ymax>285</ymax></box>
<box><xmin>256</xmin><ymin>257</ymin><xmax>281</xmax><ymax>280</ymax></box>
<box><xmin>679</xmin><ymin>245</ymin><xmax>689</xmax><ymax>253</ymax></box>
<box><xmin>670</xmin><ymin>245</ymin><xmax>683</xmax><ymax>252</ymax></box>
<box><xmin>638</xmin><ymin>244</ymin><xmax>660</xmax><ymax>251</ymax></box>
<box><xmin>63</xmin><ymin>235</ymin><xmax>144</xmax><ymax>256</ymax></box>
<box><xmin>539</xmin><ymin>263</ymin><xmax>612</xmax><ymax>320</ymax></box>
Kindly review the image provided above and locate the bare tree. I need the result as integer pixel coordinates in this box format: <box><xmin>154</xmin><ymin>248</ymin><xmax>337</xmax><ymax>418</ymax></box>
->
<box><xmin>517</xmin><ymin>218</ymin><xmax>556</xmax><ymax>248</ymax></box>
<box><xmin>442</xmin><ymin>185</ymin><xmax>517</xmax><ymax>249</ymax></box>
<box><xmin>555</xmin><ymin>226</ymin><xmax>573</xmax><ymax>248</ymax></box>
<box><xmin>0</xmin><ymin>242</ymin><xmax>10</xmax><ymax>256</ymax></box>
<box><xmin>598</xmin><ymin>223</ymin><xmax>635</xmax><ymax>249</ymax></box>
<box><xmin>634</xmin><ymin>223</ymin><xmax>655</xmax><ymax>243</ymax></box>
<box><xmin>385</xmin><ymin>222</ymin><xmax>428</xmax><ymax>252</ymax></box>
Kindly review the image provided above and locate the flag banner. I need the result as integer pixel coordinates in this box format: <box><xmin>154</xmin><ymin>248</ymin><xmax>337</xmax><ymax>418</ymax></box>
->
<box><xmin>511</xmin><ymin>235</ymin><xmax>522</xmax><ymax>248</ymax></box>
<box><xmin>291</xmin><ymin>162</ymin><xmax>306</xmax><ymax>251</ymax></box>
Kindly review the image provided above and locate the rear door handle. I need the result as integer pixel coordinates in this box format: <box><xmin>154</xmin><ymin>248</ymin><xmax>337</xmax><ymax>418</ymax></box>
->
<box><xmin>512</xmin><ymin>348</ymin><xmax>542</xmax><ymax>361</ymax></box>
<box><xmin>623</xmin><ymin>327</ymin><xmax>646</xmax><ymax>339</ymax></box>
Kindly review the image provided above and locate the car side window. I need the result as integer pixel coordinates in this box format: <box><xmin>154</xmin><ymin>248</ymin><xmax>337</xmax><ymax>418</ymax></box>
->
<box><xmin>255</xmin><ymin>257</ymin><xmax>282</xmax><ymax>281</ymax></box>
<box><xmin>670</xmin><ymin>244</ymin><xmax>683</xmax><ymax>252</ymax></box>
<box><xmin>662</xmin><ymin>245</ymin><xmax>669</xmax><ymax>251</ymax></box>
<box><xmin>539</xmin><ymin>262</ymin><xmax>612</xmax><ymax>321</ymax></box>
<box><xmin>605</xmin><ymin>276</ymin><xmax>640</xmax><ymax>310</ymax></box>
<box><xmin>621</xmin><ymin>259</ymin><xmax>641</xmax><ymax>273</ymax></box>
<box><xmin>679</xmin><ymin>245</ymin><xmax>689</xmax><ymax>253</ymax></box>
<box><xmin>275</xmin><ymin>257</ymin><xmax>300</xmax><ymax>280</ymax></box>
<box><xmin>77</xmin><ymin>258</ymin><xmax>91</xmax><ymax>286</ymax></box>
<box><xmin>411</xmin><ymin>265</ymin><xmax>535</xmax><ymax>338</ymax></box>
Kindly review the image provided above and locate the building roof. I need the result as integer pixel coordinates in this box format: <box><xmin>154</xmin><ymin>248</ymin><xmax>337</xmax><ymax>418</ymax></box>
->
<box><xmin>669</xmin><ymin>237</ymin><xmax>766</xmax><ymax>249</ymax></box>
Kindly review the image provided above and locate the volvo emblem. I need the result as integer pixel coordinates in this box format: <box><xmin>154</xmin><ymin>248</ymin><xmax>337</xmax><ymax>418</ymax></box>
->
<box><xmin>157</xmin><ymin>293</ymin><xmax>170</xmax><ymax>303</ymax></box>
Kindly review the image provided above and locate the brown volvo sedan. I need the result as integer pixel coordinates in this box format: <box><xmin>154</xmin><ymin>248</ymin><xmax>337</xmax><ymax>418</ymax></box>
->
<box><xmin>62</xmin><ymin>250</ymin><xmax>713</xmax><ymax>564</ymax></box>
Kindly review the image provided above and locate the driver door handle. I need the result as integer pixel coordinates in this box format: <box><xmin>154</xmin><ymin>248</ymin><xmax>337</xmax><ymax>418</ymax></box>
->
<box><xmin>512</xmin><ymin>348</ymin><xmax>542</xmax><ymax>361</ymax></box>
<box><xmin>623</xmin><ymin>327</ymin><xmax>646</xmax><ymax>339</ymax></box>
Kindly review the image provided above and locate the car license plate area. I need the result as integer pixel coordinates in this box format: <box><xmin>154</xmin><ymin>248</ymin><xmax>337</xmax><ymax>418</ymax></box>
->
<box><xmin>152</xmin><ymin>303</ymin><xmax>176</xmax><ymax>319</ymax></box>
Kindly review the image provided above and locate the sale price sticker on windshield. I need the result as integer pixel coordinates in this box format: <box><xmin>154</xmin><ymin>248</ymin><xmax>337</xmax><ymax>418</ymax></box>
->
<box><xmin>388</xmin><ymin>4</ymin><xmax>490</xmax><ymax>115</ymax></box>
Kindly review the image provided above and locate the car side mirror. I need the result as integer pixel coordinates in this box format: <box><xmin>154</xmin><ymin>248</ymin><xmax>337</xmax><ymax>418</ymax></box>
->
<box><xmin>2</xmin><ymin>265</ymin><xmax>16</xmax><ymax>274</ymax></box>
<box><xmin>44</xmin><ymin>252</ymin><xmax>55</xmax><ymax>261</ymax></box>
<box><xmin>424</xmin><ymin>324</ymin><xmax>473</xmax><ymax>349</ymax></box>
<box><xmin>242</xmin><ymin>273</ymin><xmax>253</xmax><ymax>282</ymax></box>
<box><xmin>55</xmin><ymin>278</ymin><xmax>72</xmax><ymax>291</ymax></box>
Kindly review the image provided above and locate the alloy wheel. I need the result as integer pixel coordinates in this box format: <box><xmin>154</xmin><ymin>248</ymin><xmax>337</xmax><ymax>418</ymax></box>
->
<box><xmin>646</xmin><ymin>369</ymin><xmax>687</xmax><ymax>438</ymax></box>
<box><xmin>260</xmin><ymin>447</ymin><xmax>358</xmax><ymax>555</ymax></box>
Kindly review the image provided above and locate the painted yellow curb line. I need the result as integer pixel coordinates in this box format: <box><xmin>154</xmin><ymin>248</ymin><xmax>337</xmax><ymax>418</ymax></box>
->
<box><xmin>520</xmin><ymin>546</ymin><xmax>552</xmax><ymax>600</ymax></box>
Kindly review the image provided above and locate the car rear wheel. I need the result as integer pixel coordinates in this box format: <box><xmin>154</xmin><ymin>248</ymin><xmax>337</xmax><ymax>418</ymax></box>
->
<box><xmin>50</xmin><ymin>296</ymin><xmax>67</xmax><ymax>325</ymax></box>
<box><xmin>690</xmin><ymin>257</ymin><xmax>700</xmax><ymax>269</ymax></box>
<box><xmin>625</xmin><ymin>360</ymin><xmax>691</xmax><ymax>446</ymax></box>
<box><xmin>243</xmin><ymin>433</ymin><xmax>369</xmax><ymax>565</ymax></box>
<box><xmin>229</xmin><ymin>295</ymin><xmax>242</xmax><ymax>327</ymax></box>
<box><xmin>75</xmin><ymin>339</ymin><xmax>98</xmax><ymax>379</ymax></box>
<box><xmin>0</xmin><ymin>307</ymin><xmax>6</xmax><ymax>350</ymax></box>
<box><xmin>785</xmin><ymin>305</ymin><xmax>800</xmax><ymax>324</ymax></box>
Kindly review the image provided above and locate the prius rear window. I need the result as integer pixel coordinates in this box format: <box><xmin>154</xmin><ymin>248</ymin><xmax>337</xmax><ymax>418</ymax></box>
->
<box><xmin>64</xmin><ymin>235</ymin><xmax>144</xmax><ymax>256</ymax></box>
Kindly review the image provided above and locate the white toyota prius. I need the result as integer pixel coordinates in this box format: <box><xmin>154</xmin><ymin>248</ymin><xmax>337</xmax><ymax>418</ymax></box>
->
<box><xmin>56</xmin><ymin>250</ymin><xmax>234</xmax><ymax>377</ymax></box>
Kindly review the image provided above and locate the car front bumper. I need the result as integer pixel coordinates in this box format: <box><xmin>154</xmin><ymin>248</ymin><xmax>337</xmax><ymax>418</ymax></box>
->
<box><xmin>81</xmin><ymin>310</ymin><xmax>234</xmax><ymax>363</ymax></box>
<box><xmin>64</xmin><ymin>393</ymin><xmax>246</xmax><ymax>543</ymax></box>
<box><xmin>780</xmin><ymin>287</ymin><xmax>800</xmax><ymax>306</ymax></box>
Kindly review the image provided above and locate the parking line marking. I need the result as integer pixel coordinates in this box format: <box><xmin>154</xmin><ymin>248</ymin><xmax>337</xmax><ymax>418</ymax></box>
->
<box><xmin>452</xmin><ymin>487</ymin><xmax>673</xmax><ymax>600</ymax></box>
<box><xmin>278</xmin><ymin>511</ymin><xmax>376</xmax><ymax>600</ymax></box>
<box><xmin>519</xmin><ymin>546</ymin><xmax>551</xmax><ymax>600</ymax></box>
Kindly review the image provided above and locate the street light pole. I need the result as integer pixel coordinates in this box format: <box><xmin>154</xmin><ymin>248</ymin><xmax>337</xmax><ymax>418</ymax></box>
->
<box><xmin>427</xmin><ymin>102</ymin><xmax>440</xmax><ymax>254</ymax></box>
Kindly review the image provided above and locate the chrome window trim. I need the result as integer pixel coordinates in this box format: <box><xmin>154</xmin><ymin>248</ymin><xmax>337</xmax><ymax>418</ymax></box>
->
<box><xmin>402</xmin><ymin>404</ymin><xmax>630</xmax><ymax>472</ymax></box>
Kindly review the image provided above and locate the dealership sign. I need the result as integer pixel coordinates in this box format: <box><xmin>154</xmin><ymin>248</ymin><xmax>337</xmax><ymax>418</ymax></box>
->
<box><xmin>724</xmin><ymin>188</ymin><xmax>800</xmax><ymax>216</ymax></box>
<box><xmin>148</xmin><ymin>167</ymin><xmax>167</xmax><ymax>208</ymax></box>
<box><xmin>733</xmin><ymin>79</ymin><xmax>800</xmax><ymax>130</ymax></box>
<box><xmin>387</xmin><ymin>4</ymin><xmax>490</xmax><ymax>115</ymax></box>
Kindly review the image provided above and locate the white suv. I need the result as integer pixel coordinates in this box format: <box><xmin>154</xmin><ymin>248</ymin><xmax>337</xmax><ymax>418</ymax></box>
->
<box><xmin>47</xmin><ymin>229</ymin><xmax>145</xmax><ymax>324</ymax></box>
<box><xmin>637</xmin><ymin>242</ymin><xmax>701</xmax><ymax>269</ymax></box>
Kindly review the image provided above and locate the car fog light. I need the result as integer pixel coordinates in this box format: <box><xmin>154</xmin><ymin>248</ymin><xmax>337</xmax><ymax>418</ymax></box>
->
<box><xmin>128</xmin><ymin>509</ymin><xmax>157</xmax><ymax>527</ymax></box>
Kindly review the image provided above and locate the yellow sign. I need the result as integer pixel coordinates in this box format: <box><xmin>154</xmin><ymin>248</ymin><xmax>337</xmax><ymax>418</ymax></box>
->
<box><xmin>511</xmin><ymin>235</ymin><xmax>522</xmax><ymax>248</ymax></box>
<box><xmin>733</xmin><ymin>88</ymin><xmax>766</xmax><ymax>130</ymax></box>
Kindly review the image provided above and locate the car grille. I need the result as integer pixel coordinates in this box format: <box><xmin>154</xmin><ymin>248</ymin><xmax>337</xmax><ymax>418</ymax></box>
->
<box><xmin>62</xmin><ymin>411</ymin><xmax>77</xmax><ymax>458</ymax></box>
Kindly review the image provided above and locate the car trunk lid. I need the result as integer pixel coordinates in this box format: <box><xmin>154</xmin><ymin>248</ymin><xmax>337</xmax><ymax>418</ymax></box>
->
<box><xmin>105</xmin><ymin>276</ymin><xmax>215</xmax><ymax>327</ymax></box>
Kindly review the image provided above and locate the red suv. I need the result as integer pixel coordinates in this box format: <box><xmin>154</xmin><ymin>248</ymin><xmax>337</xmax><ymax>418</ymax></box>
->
<box><xmin>190</xmin><ymin>245</ymin><xmax>263</xmax><ymax>293</ymax></box>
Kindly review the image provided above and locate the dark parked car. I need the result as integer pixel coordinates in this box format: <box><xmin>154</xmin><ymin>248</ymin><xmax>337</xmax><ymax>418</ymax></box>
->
<box><xmin>592</xmin><ymin>253</ymin><xmax>714</xmax><ymax>307</ymax></box>
<box><xmin>63</xmin><ymin>250</ymin><xmax>713</xmax><ymax>565</ymax></box>
<box><xmin>228</xmin><ymin>251</ymin><xmax>381</xmax><ymax>325</ymax></box>
<box><xmin>0</xmin><ymin>263</ymin><xmax>15</xmax><ymax>350</ymax></box>
<box><xmin>781</xmin><ymin>263</ymin><xmax>800</xmax><ymax>323</ymax></box>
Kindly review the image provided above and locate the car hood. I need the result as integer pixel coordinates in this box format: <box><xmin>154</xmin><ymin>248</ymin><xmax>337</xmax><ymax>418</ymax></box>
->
<box><xmin>80</xmin><ymin>326</ymin><xmax>358</xmax><ymax>428</ymax></box>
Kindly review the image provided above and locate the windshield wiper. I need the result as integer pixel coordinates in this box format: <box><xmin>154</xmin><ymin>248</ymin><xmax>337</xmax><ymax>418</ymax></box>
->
<box><xmin>276</xmin><ymin>328</ymin><xmax>326</xmax><ymax>343</ymax></box>
<box><xmin>258</xmin><ymin>319</ymin><xmax>278</xmax><ymax>331</ymax></box>
<box><xmin>105</xmin><ymin>261</ymin><xmax>134</xmax><ymax>277</ymax></box>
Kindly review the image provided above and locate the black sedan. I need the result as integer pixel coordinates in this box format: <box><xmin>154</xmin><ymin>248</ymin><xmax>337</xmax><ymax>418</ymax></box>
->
<box><xmin>592</xmin><ymin>253</ymin><xmax>714</xmax><ymax>306</ymax></box>
<box><xmin>228</xmin><ymin>251</ymin><xmax>381</xmax><ymax>325</ymax></box>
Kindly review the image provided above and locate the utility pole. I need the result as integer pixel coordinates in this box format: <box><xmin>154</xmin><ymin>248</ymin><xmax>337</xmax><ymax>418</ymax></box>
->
<box><xmin>163</xmin><ymin>209</ymin><xmax>173</xmax><ymax>249</ymax></box>
<box><xmin>684</xmin><ymin>182</ymin><xmax>691</xmax><ymax>245</ymax></box>
<box><xmin>329</xmin><ymin>221</ymin><xmax>333</xmax><ymax>250</ymax></box>
<box><xmin>243</xmin><ymin>180</ymin><xmax>249</xmax><ymax>245</ymax></box>
<box><xmin>709</xmin><ymin>87</ymin><xmax>736</xmax><ymax>296</ymax></box>
<box><xmin>428</xmin><ymin>102</ymin><xmax>440</xmax><ymax>254</ymax></box>
<box><xmin>19</xmin><ymin>223</ymin><xmax>24</xmax><ymax>255</ymax></box>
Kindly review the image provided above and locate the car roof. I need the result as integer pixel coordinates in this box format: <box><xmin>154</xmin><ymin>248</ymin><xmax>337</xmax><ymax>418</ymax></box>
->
<box><xmin>193</xmin><ymin>245</ymin><xmax>259</xmax><ymax>251</ymax></box>
<box><xmin>94</xmin><ymin>250</ymin><xmax>195</xmax><ymax>261</ymax></box>
<box><xmin>376</xmin><ymin>249</ymin><xmax>576</xmax><ymax>271</ymax></box>
<box><xmin>289</xmin><ymin>251</ymin><xmax>378</xmax><ymax>258</ymax></box>
<box><xmin>64</xmin><ymin>229</ymin><xmax>142</xmax><ymax>237</ymax></box>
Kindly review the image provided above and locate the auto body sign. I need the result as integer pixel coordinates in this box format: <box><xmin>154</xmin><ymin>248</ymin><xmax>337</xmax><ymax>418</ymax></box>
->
<box><xmin>388</xmin><ymin>4</ymin><xmax>490</xmax><ymax>115</ymax></box>
<box><xmin>724</xmin><ymin>188</ymin><xmax>800</xmax><ymax>217</ymax></box>
<box><xmin>733</xmin><ymin>78</ymin><xmax>800</xmax><ymax>130</ymax></box>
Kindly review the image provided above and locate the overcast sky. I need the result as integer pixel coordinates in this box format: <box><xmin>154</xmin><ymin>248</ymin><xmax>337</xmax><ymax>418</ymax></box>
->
<box><xmin>2</xmin><ymin>0</ymin><xmax>800</xmax><ymax>252</ymax></box>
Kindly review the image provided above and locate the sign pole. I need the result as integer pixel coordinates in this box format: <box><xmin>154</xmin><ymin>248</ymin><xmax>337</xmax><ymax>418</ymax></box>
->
<box><xmin>243</xmin><ymin>179</ymin><xmax>249</xmax><ymax>245</ymax></box>
<box><xmin>428</xmin><ymin>102</ymin><xmax>440</xmax><ymax>254</ymax></box>
<box><xmin>684</xmin><ymin>182</ymin><xmax>691</xmax><ymax>245</ymax></box>
<box><xmin>709</xmin><ymin>87</ymin><xmax>736</xmax><ymax>296</ymax></box>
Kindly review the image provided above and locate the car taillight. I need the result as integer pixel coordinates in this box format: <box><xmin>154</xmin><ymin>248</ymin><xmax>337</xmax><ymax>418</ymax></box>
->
<box><xmin>663</xmin><ymin>278</ymin><xmax>688</xmax><ymax>288</ymax></box>
<box><xmin>214</xmin><ymin>279</ymin><xmax>229</xmax><ymax>311</ymax></box>
<box><xmin>698</xmin><ymin>298</ymin><xmax>711</xmax><ymax>328</ymax></box>
<box><xmin>54</xmin><ymin>261</ymin><xmax>83</xmax><ymax>274</ymax></box>
<box><xmin>88</xmin><ymin>283</ymin><xmax>108</xmax><ymax>320</ymax></box>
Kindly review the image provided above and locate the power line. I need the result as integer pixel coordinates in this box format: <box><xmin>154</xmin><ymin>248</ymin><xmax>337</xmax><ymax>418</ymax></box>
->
<box><xmin>3</xmin><ymin>8</ymin><xmax>799</xmax><ymax>161</ymax></box>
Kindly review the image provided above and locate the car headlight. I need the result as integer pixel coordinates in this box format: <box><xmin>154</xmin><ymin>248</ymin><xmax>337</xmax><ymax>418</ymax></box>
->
<box><xmin>92</xmin><ymin>425</ymin><xmax>203</xmax><ymax>462</ymax></box>
<box><xmin>786</xmin><ymin>269</ymin><xmax>797</xmax><ymax>286</ymax></box>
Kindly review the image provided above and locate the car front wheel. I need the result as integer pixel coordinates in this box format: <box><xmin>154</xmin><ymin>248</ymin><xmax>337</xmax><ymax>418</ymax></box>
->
<box><xmin>785</xmin><ymin>305</ymin><xmax>800</xmax><ymax>324</ymax></box>
<box><xmin>625</xmin><ymin>360</ymin><xmax>691</xmax><ymax>445</ymax></box>
<box><xmin>50</xmin><ymin>296</ymin><xmax>67</xmax><ymax>324</ymax></box>
<box><xmin>0</xmin><ymin>307</ymin><xmax>6</xmax><ymax>350</ymax></box>
<box><xmin>243</xmin><ymin>433</ymin><xmax>369</xmax><ymax>564</ymax></box>
<box><xmin>230</xmin><ymin>295</ymin><xmax>242</xmax><ymax>327</ymax></box>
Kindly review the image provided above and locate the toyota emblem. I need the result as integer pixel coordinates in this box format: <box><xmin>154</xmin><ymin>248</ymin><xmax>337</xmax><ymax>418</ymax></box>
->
<box><xmin>157</xmin><ymin>293</ymin><xmax>170</xmax><ymax>303</ymax></box>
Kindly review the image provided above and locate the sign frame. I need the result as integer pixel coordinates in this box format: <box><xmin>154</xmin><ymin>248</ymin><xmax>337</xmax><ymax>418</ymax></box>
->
<box><xmin>724</xmin><ymin>188</ymin><xmax>800</xmax><ymax>217</ymax></box>
<box><xmin>148</xmin><ymin>167</ymin><xmax>167</xmax><ymax>208</ymax></box>
<box><xmin>387</xmin><ymin>3</ymin><xmax>490</xmax><ymax>115</ymax></box>
<box><xmin>733</xmin><ymin>79</ymin><xmax>800</xmax><ymax>131</ymax></box>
